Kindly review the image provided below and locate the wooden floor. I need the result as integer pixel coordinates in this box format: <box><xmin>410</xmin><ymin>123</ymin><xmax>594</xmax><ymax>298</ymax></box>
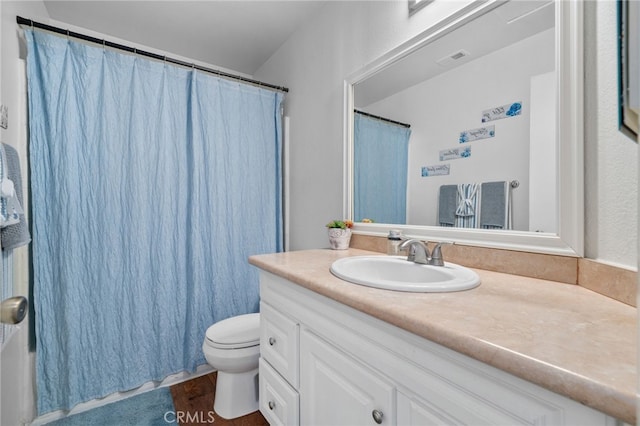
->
<box><xmin>170</xmin><ymin>372</ymin><xmax>268</xmax><ymax>426</ymax></box>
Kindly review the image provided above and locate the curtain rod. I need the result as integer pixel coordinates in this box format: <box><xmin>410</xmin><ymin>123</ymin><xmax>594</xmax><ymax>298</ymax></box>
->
<box><xmin>16</xmin><ymin>16</ymin><xmax>289</xmax><ymax>94</ymax></box>
<box><xmin>354</xmin><ymin>110</ymin><xmax>411</xmax><ymax>128</ymax></box>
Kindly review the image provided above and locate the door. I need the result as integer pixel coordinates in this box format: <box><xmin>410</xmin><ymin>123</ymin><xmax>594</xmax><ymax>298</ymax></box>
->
<box><xmin>300</xmin><ymin>328</ymin><xmax>395</xmax><ymax>426</ymax></box>
<box><xmin>0</xmin><ymin>56</ymin><xmax>34</xmax><ymax>426</ymax></box>
<box><xmin>1</xmin><ymin>251</ymin><xmax>31</xmax><ymax>426</ymax></box>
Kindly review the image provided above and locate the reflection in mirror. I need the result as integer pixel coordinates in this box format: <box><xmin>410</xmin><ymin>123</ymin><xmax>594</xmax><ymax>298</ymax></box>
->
<box><xmin>354</xmin><ymin>0</ymin><xmax>555</xmax><ymax>233</ymax></box>
<box><xmin>618</xmin><ymin>0</ymin><xmax>639</xmax><ymax>139</ymax></box>
<box><xmin>354</xmin><ymin>110</ymin><xmax>411</xmax><ymax>224</ymax></box>
<box><xmin>345</xmin><ymin>0</ymin><xmax>584</xmax><ymax>256</ymax></box>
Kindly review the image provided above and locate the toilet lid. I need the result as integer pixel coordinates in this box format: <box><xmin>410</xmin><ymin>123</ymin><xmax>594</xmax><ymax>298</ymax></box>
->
<box><xmin>205</xmin><ymin>313</ymin><xmax>260</xmax><ymax>349</ymax></box>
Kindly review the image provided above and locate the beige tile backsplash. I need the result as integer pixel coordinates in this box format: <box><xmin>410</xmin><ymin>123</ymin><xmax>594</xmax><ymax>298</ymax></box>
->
<box><xmin>350</xmin><ymin>234</ymin><xmax>637</xmax><ymax>307</ymax></box>
<box><xmin>578</xmin><ymin>259</ymin><xmax>637</xmax><ymax>307</ymax></box>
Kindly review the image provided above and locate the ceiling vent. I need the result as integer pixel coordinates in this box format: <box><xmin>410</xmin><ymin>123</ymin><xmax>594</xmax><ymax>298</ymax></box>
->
<box><xmin>436</xmin><ymin>49</ymin><xmax>471</xmax><ymax>66</ymax></box>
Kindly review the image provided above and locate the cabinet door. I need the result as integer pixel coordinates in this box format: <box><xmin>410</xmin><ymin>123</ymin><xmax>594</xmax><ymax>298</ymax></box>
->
<box><xmin>300</xmin><ymin>328</ymin><xmax>395</xmax><ymax>426</ymax></box>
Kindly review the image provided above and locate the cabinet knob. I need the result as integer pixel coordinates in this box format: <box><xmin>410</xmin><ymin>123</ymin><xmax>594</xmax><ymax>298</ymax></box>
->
<box><xmin>268</xmin><ymin>400</ymin><xmax>276</xmax><ymax>410</ymax></box>
<box><xmin>372</xmin><ymin>409</ymin><xmax>383</xmax><ymax>424</ymax></box>
<box><xmin>268</xmin><ymin>337</ymin><xmax>276</xmax><ymax>346</ymax></box>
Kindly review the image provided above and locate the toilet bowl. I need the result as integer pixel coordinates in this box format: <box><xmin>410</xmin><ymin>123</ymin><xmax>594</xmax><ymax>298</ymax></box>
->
<box><xmin>202</xmin><ymin>313</ymin><xmax>260</xmax><ymax>419</ymax></box>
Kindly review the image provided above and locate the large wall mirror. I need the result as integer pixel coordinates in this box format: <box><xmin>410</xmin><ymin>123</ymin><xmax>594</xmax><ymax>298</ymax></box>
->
<box><xmin>344</xmin><ymin>0</ymin><xmax>583</xmax><ymax>256</ymax></box>
<box><xmin>618</xmin><ymin>0</ymin><xmax>639</xmax><ymax>139</ymax></box>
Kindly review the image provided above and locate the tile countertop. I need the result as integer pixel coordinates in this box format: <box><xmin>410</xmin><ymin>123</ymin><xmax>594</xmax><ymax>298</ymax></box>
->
<box><xmin>248</xmin><ymin>248</ymin><xmax>637</xmax><ymax>425</ymax></box>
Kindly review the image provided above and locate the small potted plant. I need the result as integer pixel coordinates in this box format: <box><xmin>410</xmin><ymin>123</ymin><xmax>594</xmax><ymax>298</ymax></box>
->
<box><xmin>326</xmin><ymin>219</ymin><xmax>353</xmax><ymax>250</ymax></box>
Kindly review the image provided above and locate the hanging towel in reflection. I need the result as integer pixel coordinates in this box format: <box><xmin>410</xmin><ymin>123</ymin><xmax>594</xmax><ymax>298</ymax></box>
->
<box><xmin>438</xmin><ymin>185</ymin><xmax>458</xmax><ymax>226</ymax></box>
<box><xmin>455</xmin><ymin>183</ymin><xmax>479</xmax><ymax>217</ymax></box>
<box><xmin>480</xmin><ymin>181</ymin><xmax>510</xmax><ymax>230</ymax></box>
<box><xmin>0</xmin><ymin>144</ymin><xmax>30</xmax><ymax>249</ymax></box>
<box><xmin>455</xmin><ymin>183</ymin><xmax>480</xmax><ymax>228</ymax></box>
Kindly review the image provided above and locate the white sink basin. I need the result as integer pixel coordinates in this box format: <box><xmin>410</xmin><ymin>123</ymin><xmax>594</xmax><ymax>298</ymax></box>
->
<box><xmin>330</xmin><ymin>256</ymin><xmax>480</xmax><ymax>292</ymax></box>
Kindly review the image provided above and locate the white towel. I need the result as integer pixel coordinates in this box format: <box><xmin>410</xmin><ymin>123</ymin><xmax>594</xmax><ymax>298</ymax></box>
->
<box><xmin>1</xmin><ymin>143</ymin><xmax>31</xmax><ymax>249</ymax></box>
<box><xmin>455</xmin><ymin>183</ymin><xmax>479</xmax><ymax>217</ymax></box>
<box><xmin>454</xmin><ymin>183</ymin><xmax>480</xmax><ymax>228</ymax></box>
<box><xmin>0</xmin><ymin>144</ymin><xmax>23</xmax><ymax>229</ymax></box>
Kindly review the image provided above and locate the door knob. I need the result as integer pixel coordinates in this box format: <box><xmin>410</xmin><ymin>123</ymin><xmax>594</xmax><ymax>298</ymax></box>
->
<box><xmin>1</xmin><ymin>296</ymin><xmax>28</xmax><ymax>324</ymax></box>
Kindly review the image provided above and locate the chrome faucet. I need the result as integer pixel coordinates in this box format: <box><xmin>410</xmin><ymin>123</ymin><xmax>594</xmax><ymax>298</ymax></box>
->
<box><xmin>399</xmin><ymin>239</ymin><xmax>430</xmax><ymax>264</ymax></box>
<box><xmin>399</xmin><ymin>239</ymin><xmax>452</xmax><ymax>266</ymax></box>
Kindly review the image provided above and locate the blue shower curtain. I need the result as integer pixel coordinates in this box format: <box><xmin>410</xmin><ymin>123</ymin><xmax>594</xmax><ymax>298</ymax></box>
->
<box><xmin>26</xmin><ymin>30</ymin><xmax>283</xmax><ymax>414</ymax></box>
<box><xmin>354</xmin><ymin>113</ymin><xmax>411</xmax><ymax>224</ymax></box>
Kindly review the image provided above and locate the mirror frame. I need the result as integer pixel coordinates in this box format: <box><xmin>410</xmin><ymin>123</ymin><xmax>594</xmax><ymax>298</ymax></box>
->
<box><xmin>343</xmin><ymin>0</ymin><xmax>583</xmax><ymax>257</ymax></box>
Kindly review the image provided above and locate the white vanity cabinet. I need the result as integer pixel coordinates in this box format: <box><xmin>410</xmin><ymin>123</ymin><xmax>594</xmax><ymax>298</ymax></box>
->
<box><xmin>258</xmin><ymin>271</ymin><xmax>617</xmax><ymax>426</ymax></box>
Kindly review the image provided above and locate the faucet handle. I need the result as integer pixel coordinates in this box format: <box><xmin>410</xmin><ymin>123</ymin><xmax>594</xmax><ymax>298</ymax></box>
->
<box><xmin>399</xmin><ymin>239</ymin><xmax>430</xmax><ymax>264</ymax></box>
<box><xmin>429</xmin><ymin>241</ymin><xmax>454</xmax><ymax>266</ymax></box>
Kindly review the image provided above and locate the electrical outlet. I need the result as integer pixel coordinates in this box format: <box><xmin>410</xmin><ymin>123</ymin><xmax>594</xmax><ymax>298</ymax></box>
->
<box><xmin>0</xmin><ymin>105</ymin><xmax>7</xmax><ymax>130</ymax></box>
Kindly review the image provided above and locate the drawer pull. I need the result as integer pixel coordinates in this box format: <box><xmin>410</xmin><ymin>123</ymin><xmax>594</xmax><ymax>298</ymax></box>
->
<box><xmin>268</xmin><ymin>337</ymin><xmax>276</xmax><ymax>346</ymax></box>
<box><xmin>268</xmin><ymin>400</ymin><xmax>276</xmax><ymax>410</ymax></box>
<box><xmin>372</xmin><ymin>409</ymin><xmax>383</xmax><ymax>424</ymax></box>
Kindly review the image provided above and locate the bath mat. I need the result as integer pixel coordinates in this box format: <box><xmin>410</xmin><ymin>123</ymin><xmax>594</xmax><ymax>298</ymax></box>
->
<box><xmin>47</xmin><ymin>387</ymin><xmax>175</xmax><ymax>426</ymax></box>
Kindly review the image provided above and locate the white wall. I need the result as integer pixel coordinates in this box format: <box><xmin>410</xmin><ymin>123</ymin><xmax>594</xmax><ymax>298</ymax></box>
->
<box><xmin>362</xmin><ymin>29</ymin><xmax>554</xmax><ymax>230</ymax></box>
<box><xmin>584</xmin><ymin>1</ymin><xmax>638</xmax><ymax>269</ymax></box>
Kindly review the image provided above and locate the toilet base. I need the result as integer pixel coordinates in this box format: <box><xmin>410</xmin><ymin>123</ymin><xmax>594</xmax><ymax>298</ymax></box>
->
<box><xmin>213</xmin><ymin>368</ymin><xmax>259</xmax><ymax>419</ymax></box>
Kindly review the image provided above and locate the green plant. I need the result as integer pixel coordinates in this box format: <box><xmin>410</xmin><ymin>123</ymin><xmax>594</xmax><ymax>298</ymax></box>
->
<box><xmin>325</xmin><ymin>220</ymin><xmax>354</xmax><ymax>229</ymax></box>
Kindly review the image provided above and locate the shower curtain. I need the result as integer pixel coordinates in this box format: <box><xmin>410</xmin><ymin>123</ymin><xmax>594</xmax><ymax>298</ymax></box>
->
<box><xmin>26</xmin><ymin>29</ymin><xmax>283</xmax><ymax>414</ymax></box>
<box><xmin>354</xmin><ymin>113</ymin><xmax>411</xmax><ymax>224</ymax></box>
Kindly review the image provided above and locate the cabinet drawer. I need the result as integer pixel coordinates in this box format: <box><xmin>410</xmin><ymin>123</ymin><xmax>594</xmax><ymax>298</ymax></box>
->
<box><xmin>260</xmin><ymin>301</ymin><xmax>299</xmax><ymax>387</ymax></box>
<box><xmin>259</xmin><ymin>358</ymin><xmax>299</xmax><ymax>426</ymax></box>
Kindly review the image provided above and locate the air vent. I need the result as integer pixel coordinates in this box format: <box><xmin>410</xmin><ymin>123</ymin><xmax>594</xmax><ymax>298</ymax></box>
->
<box><xmin>436</xmin><ymin>49</ymin><xmax>471</xmax><ymax>66</ymax></box>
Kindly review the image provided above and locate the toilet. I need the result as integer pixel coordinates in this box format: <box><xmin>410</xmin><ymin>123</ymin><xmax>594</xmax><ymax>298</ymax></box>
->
<box><xmin>202</xmin><ymin>313</ymin><xmax>261</xmax><ymax>419</ymax></box>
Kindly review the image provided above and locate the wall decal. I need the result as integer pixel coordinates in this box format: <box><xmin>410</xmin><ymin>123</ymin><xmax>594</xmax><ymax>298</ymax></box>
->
<box><xmin>481</xmin><ymin>102</ymin><xmax>522</xmax><ymax>122</ymax></box>
<box><xmin>440</xmin><ymin>146</ymin><xmax>471</xmax><ymax>161</ymax></box>
<box><xmin>421</xmin><ymin>164</ymin><xmax>450</xmax><ymax>177</ymax></box>
<box><xmin>459</xmin><ymin>125</ymin><xmax>495</xmax><ymax>143</ymax></box>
